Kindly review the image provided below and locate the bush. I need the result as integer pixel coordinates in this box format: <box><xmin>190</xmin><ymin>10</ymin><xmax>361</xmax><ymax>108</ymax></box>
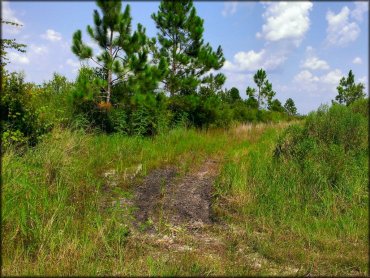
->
<box><xmin>126</xmin><ymin>92</ymin><xmax>169</xmax><ymax>136</ymax></box>
<box><xmin>274</xmin><ymin>102</ymin><xmax>368</xmax><ymax>188</ymax></box>
<box><xmin>21</xmin><ymin>73</ymin><xmax>75</xmax><ymax>138</ymax></box>
<box><xmin>108</xmin><ymin>108</ymin><xmax>128</xmax><ymax>135</ymax></box>
<box><xmin>349</xmin><ymin>98</ymin><xmax>368</xmax><ymax>118</ymax></box>
<box><xmin>305</xmin><ymin>104</ymin><xmax>367</xmax><ymax>153</ymax></box>
<box><xmin>232</xmin><ymin>102</ymin><xmax>257</xmax><ymax>123</ymax></box>
<box><xmin>1</xmin><ymin>72</ymin><xmax>49</xmax><ymax>148</ymax></box>
<box><xmin>68</xmin><ymin>67</ymin><xmax>110</xmax><ymax>131</ymax></box>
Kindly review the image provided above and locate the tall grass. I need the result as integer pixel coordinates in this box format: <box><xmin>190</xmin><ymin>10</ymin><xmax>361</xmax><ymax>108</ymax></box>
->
<box><xmin>2</xmin><ymin>101</ymin><xmax>367</xmax><ymax>275</ymax></box>
<box><xmin>2</xmin><ymin>126</ymin><xmax>234</xmax><ymax>275</ymax></box>
<box><xmin>215</xmin><ymin>103</ymin><xmax>368</xmax><ymax>275</ymax></box>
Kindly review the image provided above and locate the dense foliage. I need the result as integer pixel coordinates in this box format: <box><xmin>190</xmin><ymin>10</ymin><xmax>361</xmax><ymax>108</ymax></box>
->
<box><xmin>1</xmin><ymin>0</ymin><xmax>366</xmax><ymax>150</ymax></box>
<box><xmin>2</xmin><ymin>2</ymin><xmax>368</xmax><ymax>275</ymax></box>
<box><xmin>274</xmin><ymin>99</ymin><xmax>368</xmax><ymax>188</ymax></box>
<box><xmin>151</xmin><ymin>0</ymin><xmax>225</xmax><ymax>97</ymax></box>
<box><xmin>334</xmin><ymin>70</ymin><xmax>365</xmax><ymax>106</ymax></box>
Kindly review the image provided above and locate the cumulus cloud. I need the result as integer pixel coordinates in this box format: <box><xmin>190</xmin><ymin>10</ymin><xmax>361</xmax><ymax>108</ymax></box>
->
<box><xmin>294</xmin><ymin>69</ymin><xmax>343</xmax><ymax>94</ymax></box>
<box><xmin>321</xmin><ymin>69</ymin><xmax>343</xmax><ymax>85</ymax></box>
<box><xmin>41</xmin><ymin>29</ymin><xmax>62</xmax><ymax>42</ymax></box>
<box><xmin>2</xmin><ymin>2</ymin><xmax>24</xmax><ymax>34</ymax></box>
<box><xmin>256</xmin><ymin>2</ymin><xmax>313</xmax><ymax>46</ymax></box>
<box><xmin>294</xmin><ymin>70</ymin><xmax>319</xmax><ymax>83</ymax></box>
<box><xmin>326</xmin><ymin>6</ymin><xmax>360</xmax><ymax>46</ymax></box>
<box><xmin>223</xmin><ymin>48</ymin><xmax>287</xmax><ymax>72</ymax></box>
<box><xmin>351</xmin><ymin>2</ymin><xmax>368</xmax><ymax>22</ymax></box>
<box><xmin>301</xmin><ymin>56</ymin><xmax>330</xmax><ymax>70</ymax></box>
<box><xmin>352</xmin><ymin>57</ymin><xmax>362</xmax><ymax>64</ymax></box>
<box><xmin>8</xmin><ymin>51</ymin><xmax>30</xmax><ymax>65</ymax></box>
<box><xmin>222</xmin><ymin>2</ymin><xmax>238</xmax><ymax>17</ymax></box>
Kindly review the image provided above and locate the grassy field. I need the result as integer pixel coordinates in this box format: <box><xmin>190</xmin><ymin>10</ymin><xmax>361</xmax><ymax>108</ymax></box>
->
<box><xmin>2</xmin><ymin>119</ymin><xmax>368</xmax><ymax>275</ymax></box>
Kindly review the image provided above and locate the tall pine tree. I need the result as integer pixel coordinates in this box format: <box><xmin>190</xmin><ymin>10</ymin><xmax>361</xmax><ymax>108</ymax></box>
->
<box><xmin>284</xmin><ymin>98</ymin><xmax>297</xmax><ymax>116</ymax></box>
<box><xmin>152</xmin><ymin>0</ymin><xmax>225</xmax><ymax>96</ymax></box>
<box><xmin>72</xmin><ymin>0</ymin><xmax>166</xmax><ymax>105</ymax></box>
<box><xmin>335</xmin><ymin>70</ymin><xmax>365</xmax><ymax>106</ymax></box>
<box><xmin>252</xmin><ymin>69</ymin><xmax>275</xmax><ymax>109</ymax></box>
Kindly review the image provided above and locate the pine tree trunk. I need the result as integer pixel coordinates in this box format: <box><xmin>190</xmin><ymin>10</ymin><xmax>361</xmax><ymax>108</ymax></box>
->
<box><xmin>107</xmin><ymin>30</ymin><xmax>114</xmax><ymax>104</ymax></box>
<box><xmin>171</xmin><ymin>45</ymin><xmax>176</xmax><ymax>97</ymax></box>
<box><xmin>107</xmin><ymin>70</ymin><xmax>111</xmax><ymax>104</ymax></box>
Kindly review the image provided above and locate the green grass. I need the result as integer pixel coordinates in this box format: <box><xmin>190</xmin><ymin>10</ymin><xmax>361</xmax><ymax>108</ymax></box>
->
<box><xmin>214</xmin><ymin>105</ymin><xmax>368</xmax><ymax>275</ymax></box>
<box><xmin>2</xmin><ymin>125</ymin><xmax>236</xmax><ymax>275</ymax></box>
<box><xmin>2</xmin><ymin>119</ymin><xmax>368</xmax><ymax>275</ymax></box>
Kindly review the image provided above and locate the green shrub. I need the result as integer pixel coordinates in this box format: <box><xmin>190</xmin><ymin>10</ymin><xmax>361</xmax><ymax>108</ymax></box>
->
<box><xmin>127</xmin><ymin>92</ymin><xmax>170</xmax><ymax>136</ymax></box>
<box><xmin>108</xmin><ymin>108</ymin><xmax>128</xmax><ymax>135</ymax></box>
<box><xmin>274</xmin><ymin>102</ymin><xmax>368</xmax><ymax>188</ymax></box>
<box><xmin>305</xmin><ymin>104</ymin><xmax>367</xmax><ymax>153</ymax></box>
<box><xmin>1</xmin><ymin>72</ymin><xmax>49</xmax><ymax>148</ymax></box>
<box><xmin>349</xmin><ymin>98</ymin><xmax>368</xmax><ymax>118</ymax></box>
<box><xmin>68</xmin><ymin>67</ymin><xmax>110</xmax><ymax>131</ymax></box>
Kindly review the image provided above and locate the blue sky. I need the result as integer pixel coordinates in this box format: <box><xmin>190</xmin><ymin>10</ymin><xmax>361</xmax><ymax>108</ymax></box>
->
<box><xmin>2</xmin><ymin>1</ymin><xmax>368</xmax><ymax>114</ymax></box>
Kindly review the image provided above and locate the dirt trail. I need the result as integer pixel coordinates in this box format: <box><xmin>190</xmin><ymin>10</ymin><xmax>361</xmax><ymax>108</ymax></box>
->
<box><xmin>130</xmin><ymin>158</ymin><xmax>302</xmax><ymax>275</ymax></box>
<box><xmin>134</xmin><ymin>159</ymin><xmax>219</xmax><ymax>230</ymax></box>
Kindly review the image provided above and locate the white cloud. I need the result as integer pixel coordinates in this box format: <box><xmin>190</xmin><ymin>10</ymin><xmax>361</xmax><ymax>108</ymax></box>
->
<box><xmin>326</xmin><ymin>6</ymin><xmax>360</xmax><ymax>46</ymax></box>
<box><xmin>301</xmin><ymin>56</ymin><xmax>330</xmax><ymax>70</ymax></box>
<box><xmin>222</xmin><ymin>2</ymin><xmax>238</xmax><ymax>17</ymax></box>
<box><xmin>8</xmin><ymin>51</ymin><xmax>30</xmax><ymax>65</ymax></box>
<box><xmin>2</xmin><ymin>2</ymin><xmax>24</xmax><ymax>34</ymax></box>
<box><xmin>294</xmin><ymin>70</ymin><xmax>319</xmax><ymax>83</ymax></box>
<box><xmin>234</xmin><ymin>49</ymin><xmax>266</xmax><ymax>71</ymax></box>
<box><xmin>352</xmin><ymin>57</ymin><xmax>362</xmax><ymax>64</ymax></box>
<box><xmin>351</xmin><ymin>2</ymin><xmax>368</xmax><ymax>22</ymax></box>
<box><xmin>41</xmin><ymin>29</ymin><xmax>62</xmax><ymax>42</ymax></box>
<box><xmin>30</xmin><ymin>44</ymin><xmax>48</xmax><ymax>55</ymax></box>
<box><xmin>321</xmin><ymin>69</ymin><xmax>343</xmax><ymax>85</ymax></box>
<box><xmin>223</xmin><ymin>48</ymin><xmax>287</xmax><ymax>72</ymax></box>
<box><xmin>293</xmin><ymin>69</ymin><xmax>343</xmax><ymax>94</ymax></box>
<box><xmin>256</xmin><ymin>2</ymin><xmax>313</xmax><ymax>46</ymax></box>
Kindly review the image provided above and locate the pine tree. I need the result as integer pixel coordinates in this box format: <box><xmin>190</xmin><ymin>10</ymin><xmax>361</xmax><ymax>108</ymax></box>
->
<box><xmin>284</xmin><ymin>98</ymin><xmax>297</xmax><ymax>116</ymax></box>
<box><xmin>268</xmin><ymin>99</ymin><xmax>284</xmax><ymax>112</ymax></box>
<box><xmin>249</xmin><ymin>69</ymin><xmax>275</xmax><ymax>110</ymax></box>
<box><xmin>199</xmin><ymin>73</ymin><xmax>226</xmax><ymax>97</ymax></box>
<box><xmin>229</xmin><ymin>87</ymin><xmax>241</xmax><ymax>103</ymax></box>
<box><xmin>335</xmin><ymin>70</ymin><xmax>365</xmax><ymax>106</ymax></box>
<box><xmin>253</xmin><ymin>69</ymin><xmax>275</xmax><ymax>109</ymax></box>
<box><xmin>152</xmin><ymin>0</ymin><xmax>225</xmax><ymax>96</ymax></box>
<box><xmin>72</xmin><ymin>0</ymin><xmax>166</xmax><ymax>105</ymax></box>
<box><xmin>244</xmin><ymin>87</ymin><xmax>257</xmax><ymax>109</ymax></box>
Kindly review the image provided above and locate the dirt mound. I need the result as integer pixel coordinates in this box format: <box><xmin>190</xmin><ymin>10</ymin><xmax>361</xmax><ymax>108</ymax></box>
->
<box><xmin>133</xmin><ymin>159</ymin><xmax>219</xmax><ymax>230</ymax></box>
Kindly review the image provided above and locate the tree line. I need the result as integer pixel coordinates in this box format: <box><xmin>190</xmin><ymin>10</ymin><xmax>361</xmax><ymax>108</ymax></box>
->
<box><xmin>0</xmin><ymin>0</ymin><xmax>366</xmax><ymax>148</ymax></box>
<box><xmin>68</xmin><ymin>0</ymin><xmax>300</xmax><ymax>133</ymax></box>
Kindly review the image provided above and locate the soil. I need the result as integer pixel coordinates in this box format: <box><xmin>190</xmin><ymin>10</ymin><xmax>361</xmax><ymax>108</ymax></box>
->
<box><xmin>105</xmin><ymin>156</ymin><xmax>301</xmax><ymax>275</ymax></box>
<box><xmin>133</xmin><ymin>159</ymin><xmax>219</xmax><ymax>230</ymax></box>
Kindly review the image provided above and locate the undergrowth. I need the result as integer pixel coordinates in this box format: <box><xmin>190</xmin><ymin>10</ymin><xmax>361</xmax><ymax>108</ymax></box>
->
<box><xmin>214</xmin><ymin>101</ymin><xmax>368</xmax><ymax>275</ymax></box>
